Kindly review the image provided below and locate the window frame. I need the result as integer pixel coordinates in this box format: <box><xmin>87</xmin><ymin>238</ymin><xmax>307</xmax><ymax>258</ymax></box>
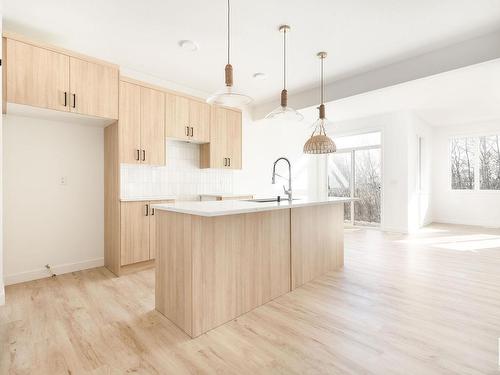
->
<box><xmin>448</xmin><ymin>133</ymin><xmax>500</xmax><ymax>194</ymax></box>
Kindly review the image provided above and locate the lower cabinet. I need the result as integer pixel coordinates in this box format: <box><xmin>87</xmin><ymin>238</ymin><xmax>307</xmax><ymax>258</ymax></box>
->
<box><xmin>120</xmin><ymin>200</ymin><xmax>173</xmax><ymax>266</ymax></box>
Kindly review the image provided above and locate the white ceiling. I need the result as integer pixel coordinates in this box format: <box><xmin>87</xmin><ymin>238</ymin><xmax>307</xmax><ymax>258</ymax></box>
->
<box><xmin>4</xmin><ymin>0</ymin><xmax>500</xmax><ymax>105</ymax></box>
<box><xmin>298</xmin><ymin>58</ymin><xmax>500</xmax><ymax>127</ymax></box>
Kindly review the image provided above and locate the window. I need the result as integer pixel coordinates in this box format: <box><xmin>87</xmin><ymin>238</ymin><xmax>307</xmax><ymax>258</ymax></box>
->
<box><xmin>479</xmin><ymin>135</ymin><xmax>500</xmax><ymax>190</ymax></box>
<box><xmin>450</xmin><ymin>134</ymin><xmax>500</xmax><ymax>191</ymax></box>
<box><xmin>450</xmin><ymin>137</ymin><xmax>476</xmax><ymax>190</ymax></box>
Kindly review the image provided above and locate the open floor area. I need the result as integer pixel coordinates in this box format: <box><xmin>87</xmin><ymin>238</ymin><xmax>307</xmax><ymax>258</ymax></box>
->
<box><xmin>1</xmin><ymin>223</ymin><xmax>499</xmax><ymax>374</ymax></box>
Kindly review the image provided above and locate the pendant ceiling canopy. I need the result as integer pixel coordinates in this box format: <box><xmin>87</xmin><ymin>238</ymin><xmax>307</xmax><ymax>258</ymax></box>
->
<box><xmin>206</xmin><ymin>0</ymin><xmax>252</xmax><ymax>108</ymax></box>
<box><xmin>265</xmin><ymin>25</ymin><xmax>303</xmax><ymax>122</ymax></box>
<box><xmin>303</xmin><ymin>52</ymin><xmax>336</xmax><ymax>154</ymax></box>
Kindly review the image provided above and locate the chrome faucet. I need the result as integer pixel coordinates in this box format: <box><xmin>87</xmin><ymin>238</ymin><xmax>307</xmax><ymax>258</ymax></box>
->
<box><xmin>272</xmin><ymin>157</ymin><xmax>292</xmax><ymax>201</ymax></box>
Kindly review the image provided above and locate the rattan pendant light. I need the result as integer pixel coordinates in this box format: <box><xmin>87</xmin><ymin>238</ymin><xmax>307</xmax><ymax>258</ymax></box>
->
<box><xmin>206</xmin><ymin>0</ymin><xmax>252</xmax><ymax>108</ymax></box>
<box><xmin>265</xmin><ymin>25</ymin><xmax>303</xmax><ymax>121</ymax></box>
<box><xmin>303</xmin><ymin>52</ymin><xmax>336</xmax><ymax>154</ymax></box>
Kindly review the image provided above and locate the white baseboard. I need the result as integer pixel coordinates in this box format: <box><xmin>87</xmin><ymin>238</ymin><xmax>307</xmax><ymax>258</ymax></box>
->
<box><xmin>4</xmin><ymin>258</ymin><xmax>104</xmax><ymax>286</ymax></box>
<box><xmin>0</xmin><ymin>284</ymin><xmax>5</xmax><ymax>306</ymax></box>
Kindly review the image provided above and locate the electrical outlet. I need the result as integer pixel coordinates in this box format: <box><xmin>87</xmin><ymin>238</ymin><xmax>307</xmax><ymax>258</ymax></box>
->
<box><xmin>60</xmin><ymin>176</ymin><xmax>67</xmax><ymax>185</ymax></box>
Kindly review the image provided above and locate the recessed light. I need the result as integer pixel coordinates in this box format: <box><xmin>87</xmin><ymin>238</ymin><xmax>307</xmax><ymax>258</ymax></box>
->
<box><xmin>253</xmin><ymin>72</ymin><xmax>268</xmax><ymax>80</ymax></box>
<box><xmin>178</xmin><ymin>40</ymin><xmax>199</xmax><ymax>52</ymax></box>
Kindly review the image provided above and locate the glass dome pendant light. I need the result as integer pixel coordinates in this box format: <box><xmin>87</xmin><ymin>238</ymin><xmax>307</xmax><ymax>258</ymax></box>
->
<box><xmin>303</xmin><ymin>52</ymin><xmax>336</xmax><ymax>154</ymax></box>
<box><xmin>265</xmin><ymin>25</ymin><xmax>304</xmax><ymax>121</ymax></box>
<box><xmin>206</xmin><ymin>0</ymin><xmax>252</xmax><ymax>108</ymax></box>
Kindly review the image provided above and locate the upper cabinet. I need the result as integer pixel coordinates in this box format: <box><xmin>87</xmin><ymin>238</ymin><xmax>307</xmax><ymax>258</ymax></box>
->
<box><xmin>6</xmin><ymin>38</ymin><xmax>70</xmax><ymax>112</ymax></box>
<box><xmin>69</xmin><ymin>57</ymin><xmax>119</xmax><ymax>119</ymax></box>
<box><xmin>200</xmin><ymin>106</ymin><xmax>242</xmax><ymax>169</ymax></box>
<box><xmin>4</xmin><ymin>36</ymin><xmax>118</xmax><ymax>119</ymax></box>
<box><xmin>119</xmin><ymin>79</ymin><xmax>165</xmax><ymax>166</ymax></box>
<box><xmin>166</xmin><ymin>93</ymin><xmax>210</xmax><ymax>143</ymax></box>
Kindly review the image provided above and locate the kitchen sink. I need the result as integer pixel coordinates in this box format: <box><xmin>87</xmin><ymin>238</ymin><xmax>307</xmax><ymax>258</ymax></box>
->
<box><xmin>244</xmin><ymin>197</ymin><xmax>300</xmax><ymax>203</ymax></box>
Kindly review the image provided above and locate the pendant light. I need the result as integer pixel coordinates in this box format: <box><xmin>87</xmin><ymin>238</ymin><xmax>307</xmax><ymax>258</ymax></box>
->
<box><xmin>265</xmin><ymin>25</ymin><xmax>303</xmax><ymax>121</ymax></box>
<box><xmin>303</xmin><ymin>52</ymin><xmax>336</xmax><ymax>154</ymax></box>
<box><xmin>206</xmin><ymin>0</ymin><xmax>252</xmax><ymax>108</ymax></box>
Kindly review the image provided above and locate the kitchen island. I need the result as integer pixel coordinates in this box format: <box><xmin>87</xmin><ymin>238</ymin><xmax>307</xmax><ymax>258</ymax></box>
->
<box><xmin>152</xmin><ymin>197</ymin><xmax>352</xmax><ymax>338</ymax></box>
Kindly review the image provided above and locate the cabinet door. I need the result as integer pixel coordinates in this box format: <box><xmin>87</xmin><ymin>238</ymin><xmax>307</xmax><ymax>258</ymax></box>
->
<box><xmin>69</xmin><ymin>57</ymin><xmax>119</xmax><ymax>119</ymax></box>
<box><xmin>226</xmin><ymin>109</ymin><xmax>242</xmax><ymax>169</ymax></box>
<box><xmin>165</xmin><ymin>93</ymin><xmax>189</xmax><ymax>140</ymax></box>
<box><xmin>209</xmin><ymin>106</ymin><xmax>230</xmax><ymax>168</ymax></box>
<box><xmin>141</xmin><ymin>87</ymin><xmax>165</xmax><ymax>165</ymax></box>
<box><xmin>189</xmin><ymin>100</ymin><xmax>210</xmax><ymax>143</ymax></box>
<box><xmin>149</xmin><ymin>200</ymin><xmax>174</xmax><ymax>260</ymax></box>
<box><xmin>119</xmin><ymin>81</ymin><xmax>141</xmax><ymax>164</ymax></box>
<box><xmin>6</xmin><ymin>39</ymin><xmax>70</xmax><ymax>111</ymax></box>
<box><xmin>120</xmin><ymin>202</ymin><xmax>150</xmax><ymax>266</ymax></box>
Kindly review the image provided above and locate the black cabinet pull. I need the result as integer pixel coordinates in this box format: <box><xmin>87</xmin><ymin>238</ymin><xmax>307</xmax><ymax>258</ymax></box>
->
<box><xmin>64</xmin><ymin>92</ymin><xmax>67</xmax><ymax>107</ymax></box>
<box><xmin>136</xmin><ymin>149</ymin><xmax>140</xmax><ymax>161</ymax></box>
<box><xmin>186</xmin><ymin>126</ymin><xmax>190</xmax><ymax>136</ymax></box>
<box><xmin>72</xmin><ymin>93</ymin><xmax>76</xmax><ymax>108</ymax></box>
<box><xmin>224</xmin><ymin>158</ymin><xmax>227</xmax><ymax>166</ymax></box>
<box><xmin>190</xmin><ymin>127</ymin><xmax>194</xmax><ymax>137</ymax></box>
<box><xmin>228</xmin><ymin>158</ymin><xmax>231</xmax><ymax>167</ymax></box>
<box><xmin>142</xmin><ymin>150</ymin><xmax>146</xmax><ymax>161</ymax></box>
<box><xmin>145</xmin><ymin>204</ymin><xmax>149</xmax><ymax>216</ymax></box>
<box><xmin>151</xmin><ymin>208</ymin><xmax>155</xmax><ymax>216</ymax></box>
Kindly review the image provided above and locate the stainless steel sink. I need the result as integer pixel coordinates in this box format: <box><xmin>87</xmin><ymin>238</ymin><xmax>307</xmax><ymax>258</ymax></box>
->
<box><xmin>244</xmin><ymin>197</ymin><xmax>300</xmax><ymax>203</ymax></box>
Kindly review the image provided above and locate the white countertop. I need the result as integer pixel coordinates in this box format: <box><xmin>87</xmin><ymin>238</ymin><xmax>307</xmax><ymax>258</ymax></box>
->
<box><xmin>152</xmin><ymin>197</ymin><xmax>354</xmax><ymax>217</ymax></box>
<box><xmin>120</xmin><ymin>195</ymin><xmax>176</xmax><ymax>202</ymax></box>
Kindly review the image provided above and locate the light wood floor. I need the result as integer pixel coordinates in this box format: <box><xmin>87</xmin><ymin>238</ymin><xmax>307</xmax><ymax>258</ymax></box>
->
<box><xmin>1</xmin><ymin>223</ymin><xmax>500</xmax><ymax>374</ymax></box>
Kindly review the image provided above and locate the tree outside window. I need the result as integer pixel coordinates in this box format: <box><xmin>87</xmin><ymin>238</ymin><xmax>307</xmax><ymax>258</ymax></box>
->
<box><xmin>479</xmin><ymin>135</ymin><xmax>500</xmax><ymax>190</ymax></box>
<box><xmin>450</xmin><ymin>137</ymin><xmax>475</xmax><ymax>190</ymax></box>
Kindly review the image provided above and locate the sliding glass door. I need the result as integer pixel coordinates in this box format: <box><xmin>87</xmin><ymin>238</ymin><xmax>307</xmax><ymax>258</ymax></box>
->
<box><xmin>353</xmin><ymin>148</ymin><xmax>381</xmax><ymax>225</ymax></box>
<box><xmin>327</xmin><ymin>132</ymin><xmax>382</xmax><ymax>226</ymax></box>
<box><xmin>327</xmin><ymin>152</ymin><xmax>352</xmax><ymax>221</ymax></box>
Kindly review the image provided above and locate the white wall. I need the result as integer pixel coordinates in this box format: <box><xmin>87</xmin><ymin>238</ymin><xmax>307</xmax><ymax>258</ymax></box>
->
<box><xmin>3</xmin><ymin>115</ymin><xmax>104</xmax><ymax>285</ymax></box>
<box><xmin>234</xmin><ymin>111</ymin><xmax>320</xmax><ymax>199</ymax></box>
<box><xmin>432</xmin><ymin>120</ymin><xmax>500</xmax><ymax>227</ymax></box>
<box><xmin>407</xmin><ymin>115</ymin><xmax>433</xmax><ymax>231</ymax></box>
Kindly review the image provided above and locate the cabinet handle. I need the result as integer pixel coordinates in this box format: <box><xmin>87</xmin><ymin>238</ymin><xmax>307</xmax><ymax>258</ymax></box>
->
<box><xmin>136</xmin><ymin>149</ymin><xmax>140</xmax><ymax>161</ymax></box>
<box><xmin>228</xmin><ymin>158</ymin><xmax>231</xmax><ymax>167</ymax></box>
<box><xmin>190</xmin><ymin>127</ymin><xmax>194</xmax><ymax>137</ymax></box>
<box><xmin>64</xmin><ymin>92</ymin><xmax>67</xmax><ymax>107</ymax></box>
<box><xmin>142</xmin><ymin>150</ymin><xmax>146</xmax><ymax>162</ymax></box>
<box><xmin>186</xmin><ymin>126</ymin><xmax>190</xmax><ymax>136</ymax></box>
<box><xmin>151</xmin><ymin>208</ymin><xmax>155</xmax><ymax>216</ymax></box>
<box><xmin>145</xmin><ymin>204</ymin><xmax>149</xmax><ymax>216</ymax></box>
<box><xmin>72</xmin><ymin>93</ymin><xmax>76</xmax><ymax>108</ymax></box>
<box><xmin>224</xmin><ymin>157</ymin><xmax>227</xmax><ymax>166</ymax></box>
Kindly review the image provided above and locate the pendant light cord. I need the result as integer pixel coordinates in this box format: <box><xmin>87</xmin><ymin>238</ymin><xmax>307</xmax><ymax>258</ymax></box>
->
<box><xmin>283</xmin><ymin>28</ymin><xmax>287</xmax><ymax>90</ymax></box>
<box><xmin>227</xmin><ymin>0</ymin><xmax>230</xmax><ymax>65</ymax></box>
<box><xmin>320</xmin><ymin>56</ymin><xmax>324</xmax><ymax>105</ymax></box>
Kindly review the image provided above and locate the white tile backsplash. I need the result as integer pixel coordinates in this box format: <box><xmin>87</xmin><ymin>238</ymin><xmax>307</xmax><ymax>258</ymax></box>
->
<box><xmin>120</xmin><ymin>140</ymin><xmax>234</xmax><ymax>200</ymax></box>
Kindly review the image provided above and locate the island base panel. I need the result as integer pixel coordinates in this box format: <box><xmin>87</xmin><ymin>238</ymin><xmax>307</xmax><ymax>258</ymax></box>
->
<box><xmin>155</xmin><ymin>209</ymin><xmax>291</xmax><ymax>338</ymax></box>
<box><xmin>291</xmin><ymin>204</ymin><xmax>344</xmax><ymax>290</ymax></box>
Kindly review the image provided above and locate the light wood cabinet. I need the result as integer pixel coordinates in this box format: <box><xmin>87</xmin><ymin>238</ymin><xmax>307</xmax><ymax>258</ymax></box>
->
<box><xmin>4</xmin><ymin>36</ymin><xmax>118</xmax><ymax>119</ymax></box>
<box><xmin>166</xmin><ymin>93</ymin><xmax>210</xmax><ymax>143</ymax></box>
<box><xmin>200</xmin><ymin>106</ymin><xmax>242</xmax><ymax>169</ymax></box>
<box><xmin>6</xmin><ymin>38</ymin><xmax>70</xmax><ymax>112</ymax></box>
<box><xmin>120</xmin><ymin>200</ymin><xmax>174</xmax><ymax>266</ymax></box>
<box><xmin>119</xmin><ymin>80</ymin><xmax>165</xmax><ymax>166</ymax></box>
<box><xmin>140</xmin><ymin>86</ymin><xmax>165</xmax><ymax>165</ymax></box>
<box><xmin>119</xmin><ymin>81</ymin><xmax>141</xmax><ymax>164</ymax></box>
<box><xmin>69</xmin><ymin>57</ymin><xmax>119</xmax><ymax>119</ymax></box>
<box><xmin>120</xmin><ymin>201</ymin><xmax>150</xmax><ymax>266</ymax></box>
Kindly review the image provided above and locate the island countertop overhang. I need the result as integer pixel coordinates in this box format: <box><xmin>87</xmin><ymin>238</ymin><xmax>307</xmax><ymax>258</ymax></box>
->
<box><xmin>151</xmin><ymin>197</ymin><xmax>355</xmax><ymax>217</ymax></box>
